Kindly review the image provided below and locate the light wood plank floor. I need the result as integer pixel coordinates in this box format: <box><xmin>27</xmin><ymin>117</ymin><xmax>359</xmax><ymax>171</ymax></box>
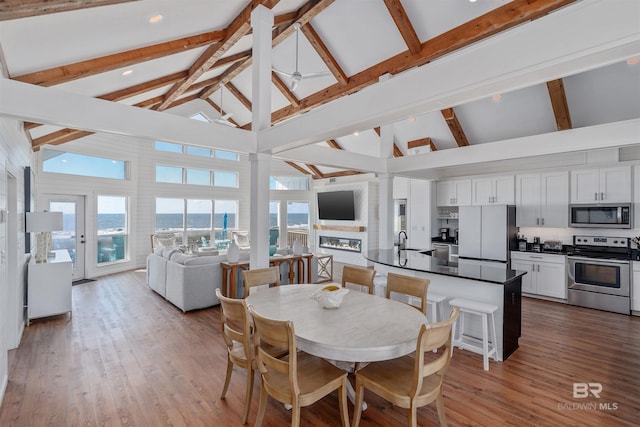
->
<box><xmin>1</xmin><ymin>267</ymin><xmax>638</xmax><ymax>426</ymax></box>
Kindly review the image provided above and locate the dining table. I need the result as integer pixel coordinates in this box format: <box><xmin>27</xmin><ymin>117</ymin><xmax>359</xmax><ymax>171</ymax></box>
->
<box><xmin>246</xmin><ymin>283</ymin><xmax>429</xmax><ymax>409</ymax></box>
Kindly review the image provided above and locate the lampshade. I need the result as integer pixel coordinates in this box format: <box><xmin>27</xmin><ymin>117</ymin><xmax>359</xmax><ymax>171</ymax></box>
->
<box><xmin>26</xmin><ymin>211</ymin><xmax>63</xmax><ymax>232</ymax></box>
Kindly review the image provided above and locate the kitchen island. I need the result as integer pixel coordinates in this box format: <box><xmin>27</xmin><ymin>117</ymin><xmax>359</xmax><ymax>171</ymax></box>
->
<box><xmin>365</xmin><ymin>249</ymin><xmax>526</xmax><ymax>361</ymax></box>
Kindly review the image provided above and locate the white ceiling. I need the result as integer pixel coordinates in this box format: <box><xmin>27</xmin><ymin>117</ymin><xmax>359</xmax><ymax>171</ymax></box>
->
<box><xmin>0</xmin><ymin>0</ymin><xmax>639</xmax><ymax>178</ymax></box>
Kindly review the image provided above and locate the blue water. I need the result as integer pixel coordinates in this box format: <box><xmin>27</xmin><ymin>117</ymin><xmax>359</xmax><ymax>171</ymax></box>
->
<box><xmin>90</xmin><ymin>213</ymin><xmax>309</xmax><ymax>231</ymax></box>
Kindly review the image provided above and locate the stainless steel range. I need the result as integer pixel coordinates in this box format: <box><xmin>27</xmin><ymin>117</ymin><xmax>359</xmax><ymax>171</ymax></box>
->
<box><xmin>567</xmin><ymin>235</ymin><xmax>631</xmax><ymax>314</ymax></box>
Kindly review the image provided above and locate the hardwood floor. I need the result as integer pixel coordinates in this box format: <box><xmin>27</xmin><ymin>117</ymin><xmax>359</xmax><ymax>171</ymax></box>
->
<box><xmin>1</xmin><ymin>267</ymin><xmax>638</xmax><ymax>426</ymax></box>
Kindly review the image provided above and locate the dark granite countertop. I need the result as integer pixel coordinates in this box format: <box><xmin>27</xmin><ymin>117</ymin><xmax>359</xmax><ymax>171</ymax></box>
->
<box><xmin>365</xmin><ymin>249</ymin><xmax>526</xmax><ymax>285</ymax></box>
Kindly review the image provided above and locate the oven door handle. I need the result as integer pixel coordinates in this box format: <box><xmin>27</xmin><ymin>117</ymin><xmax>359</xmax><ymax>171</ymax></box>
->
<box><xmin>567</xmin><ymin>255</ymin><xmax>630</xmax><ymax>265</ymax></box>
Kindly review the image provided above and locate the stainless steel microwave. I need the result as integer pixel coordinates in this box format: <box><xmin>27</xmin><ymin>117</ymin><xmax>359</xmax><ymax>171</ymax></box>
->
<box><xmin>569</xmin><ymin>203</ymin><xmax>632</xmax><ymax>228</ymax></box>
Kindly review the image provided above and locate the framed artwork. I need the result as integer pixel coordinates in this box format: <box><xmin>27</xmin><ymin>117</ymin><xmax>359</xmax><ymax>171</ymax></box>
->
<box><xmin>24</xmin><ymin>166</ymin><xmax>35</xmax><ymax>253</ymax></box>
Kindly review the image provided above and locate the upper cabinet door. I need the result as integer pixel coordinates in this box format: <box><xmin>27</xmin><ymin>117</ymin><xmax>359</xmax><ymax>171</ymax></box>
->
<box><xmin>472</xmin><ymin>178</ymin><xmax>494</xmax><ymax>205</ymax></box>
<box><xmin>599</xmin><ymin>166</ymin><xmax>631</xmax><ymax>203</ymax></box>
<box><xmin>436</xmin><ymin>180</ymin><xmax>471</xmax><ymax>206</ymax></box>
<box><xmin>494</xmin><ymin>175</ymin><xmax>515</xmax><ymax>205</ymax></box>
<box><xmin>571</xmin><ymin>169</ymin><xmax>602</xmax><ymax>203</ymax></box>
<box><xmin>540</xmin><ymin>171</ymin><xmax>569</xmax><ymax>227</ymax></box>
<box><xmin>471</xmin><ymin>175</ymin><xmax>514</xmax><ymax>205</ymax></box>
<box><xmin>515</xmin><ymin>174</ymin><xmax>541</xmax><ymax>226</ymax></box>
<box><xmin>453</xmin><ymin>180</ymin><xmax>472</xmax><ymax>206</ymax></box>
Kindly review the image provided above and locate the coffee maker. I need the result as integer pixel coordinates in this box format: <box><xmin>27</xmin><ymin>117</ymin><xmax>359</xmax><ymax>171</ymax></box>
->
<box><xmin>439</xmin><ymin>228</ymin><xmax>450</xmax><ymax>241</ymax></box>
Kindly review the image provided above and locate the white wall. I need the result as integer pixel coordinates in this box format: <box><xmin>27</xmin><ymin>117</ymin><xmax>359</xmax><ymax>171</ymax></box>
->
<box><xmin>0</xmin><ymin>114</ymin><xmax>32</xmax><ymax>404</ymax></box>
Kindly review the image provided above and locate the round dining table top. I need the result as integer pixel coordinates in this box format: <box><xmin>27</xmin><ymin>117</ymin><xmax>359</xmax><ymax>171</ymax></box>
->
<box><xmin>245</xmin><ymin>284</ymin><xmax>429</xmax><ymax>363</ymax></box>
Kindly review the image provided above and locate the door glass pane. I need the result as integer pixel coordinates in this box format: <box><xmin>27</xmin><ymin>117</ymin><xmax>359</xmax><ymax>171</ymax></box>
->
<box><xmin>97</xmin><ymin>196</ymin><xmax>127</xmax><ymax>264</ymax></box>
<box><xmin>50</xmin><ymin>202</ymin><xmax>77</xmax><ymax>267</ymax></box>
<box><xmin>270</xmin><ymin>201</ymin><xmax>280</xmax><ymax>247</ymax></box>
<box><xmin>287</xmin><ymin>201</ymin><xmax>309</xmax><ymax>250</ymax></box>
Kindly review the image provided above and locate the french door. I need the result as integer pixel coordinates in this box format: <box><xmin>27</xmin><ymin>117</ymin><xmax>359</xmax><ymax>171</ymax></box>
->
<box><xmin>45</xmin><ymin>195</ymin><xmax>86</xmax><ymax>281</ymax></box>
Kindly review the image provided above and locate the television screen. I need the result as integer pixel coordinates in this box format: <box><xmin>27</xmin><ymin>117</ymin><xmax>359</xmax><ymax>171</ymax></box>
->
<box><xmin>317</xmin><ymin>191</ymin><xmax>356</xmax><ymax>220</ymax></box>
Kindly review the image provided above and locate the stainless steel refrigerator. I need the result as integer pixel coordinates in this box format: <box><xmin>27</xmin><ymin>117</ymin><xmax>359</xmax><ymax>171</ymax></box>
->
<box><xmin>458</xmin><ymin>205</ymin><xmax>517</xmax><ymax>263</ymax></box>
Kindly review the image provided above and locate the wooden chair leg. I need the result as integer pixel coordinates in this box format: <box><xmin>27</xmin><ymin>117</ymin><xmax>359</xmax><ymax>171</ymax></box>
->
<box><xmin>291</xmin><ymin>404</ymin><xmax>301</xmax><ymax>427</ymax></box>
<box><xmin>255</xmin><ymin>383</ymin><xmax>268</xmax><ymax>427</ymax></box>
<box><xmin>409</xmin><ymin>404</ymin><xmax>418</xmax><ymax>427</ymax></box>
<box><xmin>241</xmin><ymin>365</ymin><xmax>254</xmax><ymax>424</ymax></box>
<box><xmin>220</xmin><ymin>356</ymin><xmax>233</xmax><ymax>399</ymax></box>
<box><xmin>352</xmin><ymin>380</ymin><xmax>365</xmax><ymax>427</ymax></box>
<box><xmin>338</xmin><ymin>378</ymin><xmax>349</xmax><ymax>427</ymax></box>
<box><xmin>436</xmin><ymin>391</ymin><xmax>448</xmax><ymax>427</ymax></box>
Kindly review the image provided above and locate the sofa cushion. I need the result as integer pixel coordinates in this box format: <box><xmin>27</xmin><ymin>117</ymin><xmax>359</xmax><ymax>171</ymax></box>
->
<box><xmin>163</xmin><ymin>247</ymin><xmax>181</xmax><ymax>259</ymax></box>
<box><xmin>170</xmin><ymin>252</ymin><xmax>192</xmax><ymax>264</ymax></box>
<box><xmin>184</xmin><ymin>255</ymin><xmax>224</xmax><ymax>266</ymax></box>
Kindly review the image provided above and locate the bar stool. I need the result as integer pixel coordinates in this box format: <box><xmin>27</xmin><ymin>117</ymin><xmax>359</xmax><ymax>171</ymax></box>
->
<box><xmin>449</xmin><ymin>298</ymin><xmax>498</xmax><ymax>371</ymax></box>
<box><xmin>426</xmin><ymin>293</ymin><xmax>447</xmax><ymax>323</ymax></box>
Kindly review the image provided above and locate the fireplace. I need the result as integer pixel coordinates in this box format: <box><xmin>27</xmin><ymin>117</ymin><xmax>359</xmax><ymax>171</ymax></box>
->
<box><xmin>319</xmin><ymin>236</ymin><xmax>362</xmax><ymax>253</ymax></box>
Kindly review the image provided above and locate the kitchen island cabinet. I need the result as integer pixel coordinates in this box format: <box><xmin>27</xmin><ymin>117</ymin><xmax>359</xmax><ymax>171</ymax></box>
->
<box><xmin>365</xmin><ymin>249</ymin><xmax>524</xmax><ymax>361</ymax></box>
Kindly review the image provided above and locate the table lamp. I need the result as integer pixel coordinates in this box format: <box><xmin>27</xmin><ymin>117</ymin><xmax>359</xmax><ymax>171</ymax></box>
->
<box><xmin>26</xmin><ymin>211</ymin><xmax>63</xmax><ymax>263</ymax></box>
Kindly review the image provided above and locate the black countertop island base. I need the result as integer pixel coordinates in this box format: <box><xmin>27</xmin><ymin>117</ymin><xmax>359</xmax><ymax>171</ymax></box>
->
<box><xmin>365</xmin><ymin>249</ymin><xmax>526</xmax><ymax>362</ymax></box>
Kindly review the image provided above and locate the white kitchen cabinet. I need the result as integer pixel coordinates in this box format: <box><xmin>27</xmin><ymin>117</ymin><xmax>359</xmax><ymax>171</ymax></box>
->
<box><xmin>634</xmin><ymin>166</ymin><xmax>640</xmax><ymax>229</ymax></box>
<box><xmin>571</xmin><ymin>166</ymin><xmax>631</xmax><ymax>203</ymax></box>
<box><xmin>511</xmin><ymin>252</ymin><xmax>566</xmax><ymax>299</ymax></box>
<box><xmin>393</xmin><ymin>176</ymin><xmax>409</xmax><ymax>199</ymax></box>
<box><xmin>407</xmin><ymin>179</ymin><xmax>433</xmax><ymax>248</ymax></box>
<box><xmin>633</xmin><ymin>261</ymin><xmax>640</xmax><ymax>314</ymax></box>
<box><xmin>472</xmin><ymin>175</ymin><xmax>514</xmax><ymax>205</ymax></box>
<box><xmin>516</xmin><ymin>171</ymin><xmax>569</xmax><ymax>227</ymax></box>
<box><xmin>28</xmin><ymin>249</ymin><xmax>73</xmax><ymax>324</ymax></box>
<box><xmin>436</xmin><ymin>179</ymin><xmax>471</xmax><ymax>207</ymax></box>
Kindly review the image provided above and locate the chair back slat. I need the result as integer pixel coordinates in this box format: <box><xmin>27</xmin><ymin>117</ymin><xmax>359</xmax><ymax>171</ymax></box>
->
<box><xmin>385</xmin><ymin>272</ymin><xmax>430</xmax><ymax>315</ymax></box>
<box><xmin>341</xmin><ymin>265</ymin><xmax>376</xmax><ymax>294</ymax></box>
<box><xmin>216</xmin><ymin>288</ymin><xmax>252</xmax><ymax>358</ymax></box>
<box><xmin>243</xmin><ymin>266</ymin><xmax>280</xmax><ymax>298</ymax></box>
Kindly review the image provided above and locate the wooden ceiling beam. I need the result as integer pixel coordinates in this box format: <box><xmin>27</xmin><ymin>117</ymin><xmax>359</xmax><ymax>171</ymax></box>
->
<box><xmin>317</xmin><ymin>170</ymin><xmax>365</xmax><ymax>179</ymax></box>
<box><xmin>225</xmin><ymin>82</ymin><xmax>252</xmax><ymax>111</ymax></box>
<box><xmin>441</xmin><ymin>108</ymin><xmax>469</xmax><ymax>147</ymax></box>
<box><xmin>157</xmin><ymin>1</ymin><xmax>279</xmax><ymax>110</ymax></box>
<box><xmin>373</xmin><ymin>126</ymin><xmax>404</xmax><ymax>157</ymax></box>
<box><xmin>285</xmin><ymin>161</ymin><xmax>312</xmax><ymax>175</ymax></box>
<box><xmin>305</xmin><ymin>164</ymin><xmax>325</xmax><ymax>178</ymax></box>
<box><xmin>383</xmin><ymin>0</ymin><xmax>421</xmax><ymax>55</ymax></box>
<box><xmin>13</xmin><ymin>30</ymin><xmax>226</xmax><ymax>86</ymax></box>
<box><xmin>272</xmin><ymin>71</ymin><xmax>300</xmax><ymax>107</ymax></box>
<box><xmin>270</xmin><ymin>0</ymin><xmax>577</xmax><ymax>124</ymax></box>
<box><xmin>300</xmin><ymin>23</ymin><xmax>348</xmax><ymax>85</ymax></box>
<box><xmin>326</xmin><ymin>139</ymin><xmax>342</xmax><ymax>149</ymax></box>
<box><xmin>546</xmin><ymin>78</ymin><xmax>572</xmax><ymax>131</ymax></box>
<box><xmin>0</xmin><ymin>0</ymin><xmax>138</xmax><ymax>21</ymax></box>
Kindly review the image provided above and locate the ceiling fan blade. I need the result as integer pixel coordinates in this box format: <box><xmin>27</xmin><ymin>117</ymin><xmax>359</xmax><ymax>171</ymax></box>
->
<box><xmin>290</xmin><ymin>79</ymin><xmax>299</xmax><ymax>91</ymax></box>
<box><xmin>302</xmin><ymin>71</ymin><xmax>331</xmax><ymax>79</ymax></box>
<box><xmin>273</xmin><ymin>68</ymin><xmax>293</xmax><ymax>78</ymax></box>
<box><xmin>220</xmin><ymin>112</ymin><xmax>233</xmax><ymax>120</ymax></box>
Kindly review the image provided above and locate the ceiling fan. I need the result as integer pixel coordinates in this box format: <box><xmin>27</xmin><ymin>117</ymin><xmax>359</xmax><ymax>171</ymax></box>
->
<box><xmin>214</xmin><ymin>84</ymin><xmax>236</xmax><ymax>127</ymax></box>
<box><xmin>273</xmin><ymin>22</ymin><xmax>330</xmax><ymax>91</ymax></box>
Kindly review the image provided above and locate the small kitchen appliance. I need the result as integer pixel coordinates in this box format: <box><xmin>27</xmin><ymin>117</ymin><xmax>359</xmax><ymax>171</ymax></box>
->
<box><xmin>439</xmin><ymin>228</ymin><xmax>450</xmax><ymax>241</ymax></box>
<box><xmin>532</xmin><ymin>237</ymin><xmax>541</xmax><ymax>252</ymax></box>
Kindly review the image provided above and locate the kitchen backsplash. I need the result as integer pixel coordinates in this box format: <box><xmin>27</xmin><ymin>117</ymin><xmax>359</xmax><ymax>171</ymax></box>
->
<box><xmin>518</xmin><ymin>227</ymin><xmax>640</xmax><ymax>247</ymax></box>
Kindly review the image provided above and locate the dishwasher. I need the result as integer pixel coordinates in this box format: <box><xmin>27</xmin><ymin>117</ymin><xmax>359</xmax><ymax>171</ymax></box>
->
<box><xmin>432</xmin><ymin>243</ymin><xmax>450</xmax><ymax>261</ymax></box>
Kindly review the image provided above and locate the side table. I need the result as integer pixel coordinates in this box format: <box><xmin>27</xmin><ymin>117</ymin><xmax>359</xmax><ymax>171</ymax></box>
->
<box><xmin>27</xmin><ymin>249</ymin><xmax>73</xmax><ymax>325</ymax></box>
<box><xmin>314</xmin><ymin>253</ymin><xmax>333</xmax><ymax>283</ymax></box>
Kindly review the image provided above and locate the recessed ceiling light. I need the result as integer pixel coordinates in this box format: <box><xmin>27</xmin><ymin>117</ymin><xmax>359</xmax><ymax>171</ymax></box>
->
<box><xmin>149</xmin><ymin>14</ymin><xmax>163</xmax><ymax>24</ymax></box>
<box><xmin>626</xmin><ymin>56</ymin><xmax>640</xmax><ymax>65</ymax></box>
<box><xmin>408</xmin><ymin>116</ymin><xmax>416</xmax><ymax>123</ymax></box>
<box><xmin>121</xmin><ymin>69</ymin><xmax>133</xmax><ymax>76</ymax></box>
<box><xmin>469</xmin><ymin>0</ymin><xmax>478</xmax><ymax>3</ymax></box>
<box><xmin>492</xmin><ymin>94</ymin><xmax>503</xmax><ymax>102</ymax></box>
<box><xmin>353</xmin><ymin>131</ymin><xmax>359</xmax><ymax>136</ymax></box>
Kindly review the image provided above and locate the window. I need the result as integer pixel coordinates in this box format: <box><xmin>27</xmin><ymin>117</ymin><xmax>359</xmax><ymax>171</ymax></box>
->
<box><xmin>97</xmin><ymin>195</ymin><xmax>127</xmax><ymax>264</ymax></box>
<box><xmin>155</xmin><ymin>141</ymin><xmax>183</xmax><ymax>153</ymax></box>
<box><xmin>186</xmin><ymin>199</ymin><xmax>212</xmax><ymax>244</ymax></box>
<box><xmin>42</xmin><ymin>149</ymin><xmax>126</xmax><ymax>180</ymax></box>
<box><xmin>214</xmin><ymin>171</ymin><xmax>238</xmax><ymax>187</ymax></box>
<box><xmin>215</xmin><ymin>150</ymin><xmax>238</xmax><ymax>161</ymax></box>
<box><xmin>190</xmin><ymin>112</ymin><xmax>210</xmax><ymax>123</ymax></box>
<box><xmin>156</xmin><ymin>165</ymin><xmax>183</xmax><ymax>184</ymax></box>
<box><xmin>156</xmin><ymin>198</ymin><xmax>185</xmax><ymax>242</ymax></box>
<box><xmin>270</xmin><ymin>201</ymin><xmax>280</xmax><ymax>247</ymax></box>
<box><xmin>270</xmin><ymin>176</ymin><xmax>309</xmax><ymax>190</ymax></box>
<box><xmin>187</xmin><ymin>146</ymin><xmax>212</xmax><ymax>157</ymax></box>
<box><xmin>214</xmin><ymin>199</ymin><xmax>238</xmax><ymax>248</ymax></box>
<box><xmin>186</xmin><ymin>168</ymin><xmax>211</xmax><ymax>186</ymax></box>
<box><xmin>287</xmin><ymin>201</ymin><xmax>310</xmax><ymax>250</ymax></box>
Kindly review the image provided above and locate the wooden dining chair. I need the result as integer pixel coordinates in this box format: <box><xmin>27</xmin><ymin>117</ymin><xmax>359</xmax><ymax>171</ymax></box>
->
<box><xmin>248</xmin><ymin>306</ymin><xmax>350</xmax><ymax>427</ymax></box>
<box><xmin>386</xmin><ymin>272</ymin><xmax>430</xmax><ymax>315</ymax></box>
<box><xmin>341</xmin><ymin>265</ymin><xmax>376</xmax><ymax>294</ymax></box>
<box><xmin>216</xmin><ymin>288</ymin><xmax>287</xmax><ymax>424</ymax></box>
<box><xmin>242</xmin><ymin>266</ymin><xmax>280</xmax><ymax>298</ymax></box>
<box><xmin>352</xmin><ymin>306</ymin><xmax>460</xmax><ymax>427</ymax></box>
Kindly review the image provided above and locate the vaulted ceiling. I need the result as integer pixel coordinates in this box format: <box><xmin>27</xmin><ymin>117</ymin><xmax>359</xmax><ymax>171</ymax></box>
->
<box><xmin>1</xmin><ymin>0</ymin><xmax>639</xmax><ymax>179</ymax></box>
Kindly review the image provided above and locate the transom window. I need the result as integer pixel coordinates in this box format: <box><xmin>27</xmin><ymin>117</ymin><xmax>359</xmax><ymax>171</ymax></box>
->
<box><xmin>42</xmin><ymin>149</ymin><xmax>126</xmax><ymax>180</ymax></box>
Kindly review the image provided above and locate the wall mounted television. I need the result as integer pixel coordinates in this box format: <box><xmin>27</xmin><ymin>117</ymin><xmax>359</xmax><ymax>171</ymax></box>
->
<box><xmin>317</xmin><ymin>190</ymin><xmax>356</xmax><ymax>220</ymax></box>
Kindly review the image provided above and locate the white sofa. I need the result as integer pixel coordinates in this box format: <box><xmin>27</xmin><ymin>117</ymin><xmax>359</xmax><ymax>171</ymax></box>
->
<box><xmin>146</xmin><ymin>248</ymin><xmax>230</xmax><ymax>312</ymax></box>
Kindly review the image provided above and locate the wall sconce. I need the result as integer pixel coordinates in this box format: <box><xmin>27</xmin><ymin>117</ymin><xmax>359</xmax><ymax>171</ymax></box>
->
<box><xmin>26</xmin><ymin>211</ymin><xmax>63</xmax><ymax>263</ymax></box>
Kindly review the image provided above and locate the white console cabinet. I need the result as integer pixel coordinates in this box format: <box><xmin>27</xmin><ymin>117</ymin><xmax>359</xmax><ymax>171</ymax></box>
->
<box><xmin>28</xmin><ymin>249</ymin><xmax>73</xmax><ymax>324</ymax></box>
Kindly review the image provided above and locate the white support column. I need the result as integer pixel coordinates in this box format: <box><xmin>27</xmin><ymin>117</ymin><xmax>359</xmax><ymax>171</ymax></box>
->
<box><xmin>378</xmin><ymin>73</ymin><xmax>394</xmax><ymax>250</ymax></box>
<box><xmin>378</xmin><ymin>174</ymin><xmax>394</xmax><ymax>250</ymax></box>
<box><xmin>249</xmin><ymin>153</ymin><xmax>271</xmax><ymax>268</ymax></box>
<box><xmin>249</xmin><ymin>5</ymin><xmax>274</xmax><ymax>269</ymax></box>
<box><xmin>251</xmin><ymin>5</ymin><xmax>273</xmax><ymax>132</ymax></box>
